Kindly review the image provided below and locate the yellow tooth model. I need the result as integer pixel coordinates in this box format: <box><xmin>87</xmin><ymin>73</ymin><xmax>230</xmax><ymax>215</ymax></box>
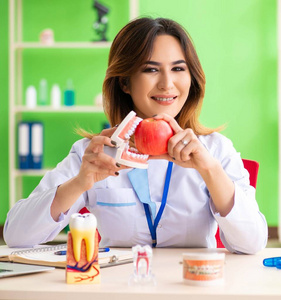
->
<box><xmin>66</xmin><ymin>213</ymin><xmax>100</xmax><ymax>284</ymax></box>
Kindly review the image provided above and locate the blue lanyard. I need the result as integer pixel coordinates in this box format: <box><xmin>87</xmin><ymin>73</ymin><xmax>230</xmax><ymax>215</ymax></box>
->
<box><xmin>143</xmin><ymin>161</ymin><xmax>173</xmax><ymax>247</ymax></box>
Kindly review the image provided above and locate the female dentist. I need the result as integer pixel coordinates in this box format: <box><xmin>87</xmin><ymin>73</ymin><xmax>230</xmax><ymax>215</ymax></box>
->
<box><xmin>4</xmin><ymin>17</ymin><xmax>268</xmax><ymax>254</ymax></box>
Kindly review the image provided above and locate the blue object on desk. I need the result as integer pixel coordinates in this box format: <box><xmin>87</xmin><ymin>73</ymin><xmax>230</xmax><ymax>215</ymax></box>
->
<box><xmin>54</xmin><ymin>251</ymin><xmax>66</xmax><ymax>255</ymax></box>
<box><xmin>54</xmin><ymin>248</ymin><xmax>110</xmax><ymax>255</ymax></box>
<box><xmin>99</xmin><ymin>247</ymin><xmax>110</xmax><ymax>253</ymax></box>
<box><xmin>263</xmin><ymin>257</ymin><xmax>281</xmax><ymax>268</ymax></box>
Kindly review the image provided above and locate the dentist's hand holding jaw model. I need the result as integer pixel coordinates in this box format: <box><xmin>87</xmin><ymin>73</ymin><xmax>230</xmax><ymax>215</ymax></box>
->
<box><xmin>4</xmin><ymin>17</ymin><xmax>267</xmax><ymax>254</ymax></box>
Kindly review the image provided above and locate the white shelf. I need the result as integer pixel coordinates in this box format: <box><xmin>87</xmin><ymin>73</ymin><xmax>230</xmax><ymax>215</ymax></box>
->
<box><xmin>278</xmin><ymin>0</ymin><xmax>281</xmax><ymax>242</ymax></box>
<box><xmin>15</xmin><ymin>105</ymin><xmax>104</xmax><ymax>113</ymax></box>
<box><xmin>13</xmin><ymin>168</ymin><xmax>52</xmax><ymax>177</ymax></box>
<box><xmin>14</xmin><ymin>41</ymin><xmax>111</xmax><ymax>49</ymax></box>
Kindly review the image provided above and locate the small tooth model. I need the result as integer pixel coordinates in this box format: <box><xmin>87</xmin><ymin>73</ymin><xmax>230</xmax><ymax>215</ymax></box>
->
<box><xmin>66</xmin><ymin>213</ymin><xmax>100</xmax><ymax>284</ymax></box>
<box><xmin>106</xmin><ymin>111</ymin><xmax>149</xmax><ymax>169</ymax></box>
<box><xmin>128</xmin><ymin>245</ymin><xmax>156</xmax><ymax>286</ymax></box>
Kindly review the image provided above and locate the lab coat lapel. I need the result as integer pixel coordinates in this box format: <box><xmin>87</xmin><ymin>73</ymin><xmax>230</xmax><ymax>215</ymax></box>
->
<box><xmin>127</xmin><ymin>168</ymin><xmax>156</xmax><ymax>220</ymax></box>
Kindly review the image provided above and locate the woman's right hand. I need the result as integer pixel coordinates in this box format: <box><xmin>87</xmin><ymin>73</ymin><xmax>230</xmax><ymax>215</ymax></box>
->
<box><xmin>75</xmin><ymin>127</ymin><xmax>123</xmax><ymax>192</ymax></box>
<box><xmin>52</xmin><ymin>127</ymin><xmax>124</xmax><ymax>221</ymax></box>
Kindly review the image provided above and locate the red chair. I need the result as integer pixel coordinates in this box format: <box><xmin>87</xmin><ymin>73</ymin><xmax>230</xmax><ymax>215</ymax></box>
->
<box><xmin>215</xmin><ymin>159</ymin><xmax>259</xmax><ymax>248</ymax></box>
<box><xmin>79</xmin><ymin>207</ymin><xmax>90</xmax><ymax>215</ymax></box>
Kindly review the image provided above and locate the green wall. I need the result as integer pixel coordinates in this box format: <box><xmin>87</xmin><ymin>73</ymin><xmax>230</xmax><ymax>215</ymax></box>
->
<box><xmin>0</xmin><ymin>0</ymin><xmax>278</xmax><ymax>227</ymax></box>
<box><xmin>139</xmin><ymin>0</ymin><xmax>278</xmax><ymax>226</ymax></box>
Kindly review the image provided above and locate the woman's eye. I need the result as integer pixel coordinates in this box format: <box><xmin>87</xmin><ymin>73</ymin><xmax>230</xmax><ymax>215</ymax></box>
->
<box><xmin>173</xmin><ymin>66</ymin><xmax>185</xmax><ymax>71</ymax></box>
<box><xmin>143</xmin><ymin>67</ymin><xmax>158</xmax><ymax>73</ymax></box>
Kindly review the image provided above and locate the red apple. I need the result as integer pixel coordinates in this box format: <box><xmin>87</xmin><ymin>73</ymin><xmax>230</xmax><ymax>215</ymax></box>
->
<box><xmin>134</xmin><ymin>118</ymin><xmax>174</xmax><ymax>155</ymax></box>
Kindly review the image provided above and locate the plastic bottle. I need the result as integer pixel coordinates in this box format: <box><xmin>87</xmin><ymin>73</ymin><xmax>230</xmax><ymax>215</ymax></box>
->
<box><xmin>94</xmin><ymin>93</ymin><xmax>103</xmax><ymax>107</ymax></box>
<box><xmin>64</xmin><ymin>79</ymin><xmax>75</xmax><ymax>106</ymax></box>
<box><xmin>51</xmin><ymin>84</ymin><xmax>61</xmax><ymax>109</ymax></box>
<box><xmin>38</xmin><ymin>79</ymin><xmax>48</xmax><ymax>105</ymax></box>
<box><xmin>103</xmin><ymin>122</ymin><xmax>110</xmax><ymax>129</ymax></box>
<box><xmin>25</xmin><ymin>86</ymin><xmax>37</xmax><ymax>108</ymax></box>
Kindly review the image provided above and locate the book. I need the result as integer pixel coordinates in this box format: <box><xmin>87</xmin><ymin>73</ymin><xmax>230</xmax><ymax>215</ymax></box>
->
<box><xmin>0</xmin><ymin>244</ymin><xmax>133</xmax><ymax>269</ymax></box>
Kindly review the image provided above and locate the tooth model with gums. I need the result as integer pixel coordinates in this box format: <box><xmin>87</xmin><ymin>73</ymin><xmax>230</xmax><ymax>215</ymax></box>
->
<box><xmin>106</xmin><ymin>111</ymin><xmax>149</xmax><ymax>169</ymax></box>
<box><xmin>66</xmin><ymin>213</ymin><xmax>100</xmax><ymax>284</ymax></box>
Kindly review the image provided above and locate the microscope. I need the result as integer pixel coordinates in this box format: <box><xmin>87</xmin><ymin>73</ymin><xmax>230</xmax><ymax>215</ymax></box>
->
<box><xmin>92</xmin><ymin>0</ymin><xmax>109</xmax><ymax>41</ymax></box>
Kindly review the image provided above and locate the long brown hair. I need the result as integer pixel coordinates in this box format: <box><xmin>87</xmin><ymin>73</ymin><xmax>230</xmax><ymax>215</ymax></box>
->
<box><xmin>102</xmin><ymin>17</ymin><xmax>218</xmax><ymax>135</ymax></box>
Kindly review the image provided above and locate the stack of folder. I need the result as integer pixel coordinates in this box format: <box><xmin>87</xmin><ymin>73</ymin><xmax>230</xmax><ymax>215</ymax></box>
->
<box><xmin>18</xmin><ymin>122</ymin><xmax>44</xmax><ymax>169</ymax></box>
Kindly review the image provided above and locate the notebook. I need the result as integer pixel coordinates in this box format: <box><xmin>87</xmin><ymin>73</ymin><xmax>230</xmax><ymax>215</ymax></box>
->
<box><xmin>0</xmin><ymin>262</ymin><xmax>54</xmax><ymax>278</ymax></box>
<box><xmin>0</xmin><ymin>244</ymin><xmax>133</xmax><ymax>268</ymax></box>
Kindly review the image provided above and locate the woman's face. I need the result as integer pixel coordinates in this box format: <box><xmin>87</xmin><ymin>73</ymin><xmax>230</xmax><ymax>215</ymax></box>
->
<box><xmin>123</xmin><ymin>34</ymin><xmax>191</xmax><ymax>119</ymax></box>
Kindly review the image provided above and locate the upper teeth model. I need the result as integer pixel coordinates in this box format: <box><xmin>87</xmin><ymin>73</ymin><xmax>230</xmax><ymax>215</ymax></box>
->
<box><xmin>107</xmin><ymin>111</ymin><xmax>149</xmax><ymax>169</ymax></box>
<box><xmin>69</xmin><ymin>213</ymin><xmax>97</xmax><ymax>262</ymax></box>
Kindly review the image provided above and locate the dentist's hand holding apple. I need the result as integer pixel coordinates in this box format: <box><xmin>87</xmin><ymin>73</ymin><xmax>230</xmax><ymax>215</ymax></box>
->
<box><xmin>134</xmin><ymin>113</ymin><xmax>217</xmax><ymax>173</ymax></box>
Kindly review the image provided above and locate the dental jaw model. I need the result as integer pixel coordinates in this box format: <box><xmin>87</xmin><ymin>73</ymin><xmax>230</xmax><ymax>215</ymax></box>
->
<box><xmin>106</xmin><ymin>111</ymin><xmax>149</xmax><ymax>169</ymax></box>
<box><xmin>128</xmin><ymin>245</ymin><xmax>156</xmax><ymax>286</ymax></box>
<box><xmin>66</xmin><ymin>213</ymin><xmax>100</xmax><ymax>284</ymax></box>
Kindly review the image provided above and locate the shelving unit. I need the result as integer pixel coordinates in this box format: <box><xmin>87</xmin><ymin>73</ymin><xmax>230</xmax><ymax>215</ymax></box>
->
<box><xmin>277</xmin><ymin>0</ymin><xmax>281</xmax><ymax>242</ymax></box>
<box><xmin>8</xmin><ymin>0</ymin><xmax>139</xmax><ymax>208</ymax></box>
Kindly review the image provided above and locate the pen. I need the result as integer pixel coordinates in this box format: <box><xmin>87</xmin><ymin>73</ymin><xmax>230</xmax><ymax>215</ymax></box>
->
<box><xmin>99</xmin><ymin>247</ymin><xmax>110</xmax><ymax>253</ymax></box>
<box><xmin>54</xmin><ymin>248</ymin><xmax>110</xmax><ymax>255</ymax></box>
<box><xmin>54</xmin><ymin>250</ymin><xmax>66</xmax><ymax>255</ymax></box>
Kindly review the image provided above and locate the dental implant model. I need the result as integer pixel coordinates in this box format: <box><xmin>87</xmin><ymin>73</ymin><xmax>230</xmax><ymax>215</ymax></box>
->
<box><xmin>66</xmin><ymin>213</ymin><xmax>100</xmax><ymax>284</ymax></box>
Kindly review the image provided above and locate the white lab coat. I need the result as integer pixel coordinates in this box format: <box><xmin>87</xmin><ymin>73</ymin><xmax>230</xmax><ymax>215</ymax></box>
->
<box><xmin>4</xmin><ymin>132</ymin><xmax>268</xmax><ymax>254</ymax></box>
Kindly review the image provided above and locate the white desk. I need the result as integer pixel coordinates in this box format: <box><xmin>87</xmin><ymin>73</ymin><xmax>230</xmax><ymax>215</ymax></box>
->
<box><xmin>0</xmin><ymin>248</ymin><xmax>280</xmax><ymax>300</ymax></box>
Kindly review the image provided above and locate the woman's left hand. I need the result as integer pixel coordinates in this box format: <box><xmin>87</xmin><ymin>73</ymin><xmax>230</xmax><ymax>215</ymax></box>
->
<box><xmin>152</xmin><ymin>114</ymin><xmax>217</xmax><ymax>173</ymax></box>
<box><xmin>152</xmin><ymin>113</ymin><xmax>235</xmax><ymax>216</ymax></box>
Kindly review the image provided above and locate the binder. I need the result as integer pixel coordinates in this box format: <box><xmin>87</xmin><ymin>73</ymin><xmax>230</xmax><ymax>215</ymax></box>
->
<box><xmin>18</xmin><ymin>122</ymin><xmax>31</xmax><ymax>169</ymax></box>
<box><xmin>30</xmin><ymin>122</ymin><xmax>43</xmax><ymax>169</ymax></box>
<box><xmin>18</xmin><ymin>121</ymin><xmax>44</xmax><ymax>169</ymax></box>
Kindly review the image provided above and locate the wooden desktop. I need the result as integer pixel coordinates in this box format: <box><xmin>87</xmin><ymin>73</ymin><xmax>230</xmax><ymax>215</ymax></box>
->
<box><xmin>0</xmin><ymin>247</ymin><xmax>281</xmax><ymax>300</ymax></box>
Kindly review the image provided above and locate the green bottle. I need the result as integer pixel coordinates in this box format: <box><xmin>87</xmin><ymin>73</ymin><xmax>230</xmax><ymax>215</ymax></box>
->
<box><xmin>64</xmin><ymin>79</ymin><xmax>75</xmax><ymax>106</ymax></box>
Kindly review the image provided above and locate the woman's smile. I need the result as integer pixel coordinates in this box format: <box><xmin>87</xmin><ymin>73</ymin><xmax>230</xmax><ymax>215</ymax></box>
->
<box><xmin>151</xmin><ymin>94</ymin><xmax>177</xmax><ymax>105</ymax></box>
